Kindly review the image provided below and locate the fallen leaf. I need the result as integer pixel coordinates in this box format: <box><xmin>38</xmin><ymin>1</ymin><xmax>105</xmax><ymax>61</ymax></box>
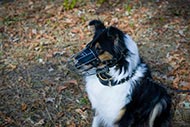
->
<box><xmin>45</xmin><ymin>97</ymin><xmax>55</xmax><ymax>103</ymax></box>
<box><xmin>56</xmin><ymin>85</ymin><xmax>68</xmax><ymax>93</ymax></box>
<box><xmin>43</xmin><ymin>79</ymin><xmax>56</xmax><ymax>86</ymax></box>
<box><xmin>182</xmin><ymin>82</ymin><xmax>190</xmax><ymax>90</ymax></box>
<box><xmin>178</xmin><ymin>30</ymin><xmax>184</xmax><ymax>36</ymax></box>
<box><xmin>75</xmin><ymin>108</ymin><xmax>88</xmax><ymax>119</ymax></box>
<box><xmin>81</xmin><ymin>43</ymin><xmax>86</xmax><ymax>49</ymax></box>
<box><xmin>32</xmin><ymin>29</ymin><xmax>37</xmax><ymax>34</ymax></box>
<box><xmin>186</xmin><ymin>95</ymin><xmax>190</xmax><ymax>102</ymax></box>
<box><xmin>21</xmin><ymin>103</ymin><xmax>27</xmax><ymax>111</ymax></box>
<box><xmin>34</xmin><ymin>119</ymin><xmax>45</xmax><ymax>126</ymax></box>
<box><xmin>56</xmin><ymin>80</ymin><xmax>78</xmax><ymax>93</ymax></box>
<box><xmin>45</xmin><ymin>4</ymin><xmax>54</xmax><ymax>10</ymax></box>
<box><xmin>7</xmin><ymin>64</ymin><xmax>17</xmax><ymax>70</ymax></box>
<box><xmin>67</xmin><ymin>122</ymin><xmax>76</xmax><ymax>127</ymax></box>
<box><xmin>173</xmin><ymin>75</ymin><xmax>180</xmax><ymax>88</ymax></box>
<box><xmin>64</xmin><ymin>79</ymin><xmax>78</xmax><ymax>86</ymax></box>
<box><xmin>56</xmin><ymin>111</ymin><xmax>65</xmax><ymax>119</ymax></box>
<box><xmin>71</xmin><ymin>28</ymin><xmax>80</xmax><ymax>33</ymax></box>
<box><xmin>5</xmin><ymin>116</ymin><xmax>14</xmax><ymax>124</ymax></box>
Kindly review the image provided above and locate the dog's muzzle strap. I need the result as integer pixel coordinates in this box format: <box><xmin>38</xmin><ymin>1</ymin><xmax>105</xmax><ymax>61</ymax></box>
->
<box><xmin>75</xmin><ymin>48</ymin><xmax>101</xmax><ymax>69</ymax></box>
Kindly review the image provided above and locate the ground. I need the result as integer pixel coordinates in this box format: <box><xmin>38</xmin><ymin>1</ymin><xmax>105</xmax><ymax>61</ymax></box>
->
<box><xmin>0</xmin><ymin>0</ymin><xmax>190</xmax><ymax>127</ymax></box>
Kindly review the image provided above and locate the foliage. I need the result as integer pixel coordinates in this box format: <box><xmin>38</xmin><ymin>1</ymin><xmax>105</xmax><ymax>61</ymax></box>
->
<box><xmin>97</xmin><ymin>0</ymin><xmax>107</xmax><ymax>4</ymax></box>
<box><xmin>63</xmin><ymin>0</ymin><xmax>78</xmax><ymax>10</ymax></box>
<box><xmin>3</xmin><ymin>16</ymin><xmax>20</xmax><ymax>25</ymax></box>
<box><xmin>124</xmin><ymin>4</ymin><xmax>132</xmax><ymax>13</ymax></box>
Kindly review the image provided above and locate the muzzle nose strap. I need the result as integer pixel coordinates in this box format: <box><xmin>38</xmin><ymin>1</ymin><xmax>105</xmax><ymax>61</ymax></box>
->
<box><xmin>74</xmin><ymin>48</ymin><xmax>101</xmax><ymax>68</ymax></box>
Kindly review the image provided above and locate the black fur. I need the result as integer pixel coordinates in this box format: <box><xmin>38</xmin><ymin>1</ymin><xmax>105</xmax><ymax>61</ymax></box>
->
<box><xmin>117</xmin><ymin>66</ymin><xmax>171</xmax><ymax>127</ymax></box>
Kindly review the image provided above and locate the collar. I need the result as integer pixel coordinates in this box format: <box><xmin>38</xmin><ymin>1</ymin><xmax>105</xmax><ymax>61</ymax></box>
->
<box><xmin>97</xmin><ymin>72</ymin><xmax>114</xmax><ymax>87</ymax></box>
<box><xmin>96</xmin><ymin>68</ymin><xmax>137</xmax><ymax>87</ymax></box>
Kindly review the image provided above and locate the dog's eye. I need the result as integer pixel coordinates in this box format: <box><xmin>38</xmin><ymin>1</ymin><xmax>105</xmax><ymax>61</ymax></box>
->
<box><xmin>96</xmin><ymin>47</ymin><xmax>104</xmax><ymax>55</ymax></box>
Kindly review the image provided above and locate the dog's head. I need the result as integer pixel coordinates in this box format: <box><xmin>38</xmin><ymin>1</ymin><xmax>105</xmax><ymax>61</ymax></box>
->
<box><xmin>73</xmin><ymin>20</ymin><xmax>128</xmax><ymax>75</ymax></box>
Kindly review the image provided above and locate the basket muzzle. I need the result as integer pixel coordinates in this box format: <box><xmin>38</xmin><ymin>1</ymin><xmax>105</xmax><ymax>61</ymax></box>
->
<box><xmin>74</xmin><ymin>47</ymin><xmax>101</xmax><ymax>71</ymax></box>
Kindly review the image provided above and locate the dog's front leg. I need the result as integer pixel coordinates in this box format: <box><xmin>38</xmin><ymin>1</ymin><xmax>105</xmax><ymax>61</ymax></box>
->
<box><xmin>92</xmin><ymin>110</ymin><xmax>102</xmax><ymax>127</ymax></box>
<box><xmin>92</xmin><ymin>115</ymin><xmax>101</xmax><ymax>127</ymax></box>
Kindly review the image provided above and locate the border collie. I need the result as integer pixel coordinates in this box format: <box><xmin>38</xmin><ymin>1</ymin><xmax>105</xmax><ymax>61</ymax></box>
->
<box><xmin>71</xmin><ymin>20</ymin><xmax>171</xmax><ymax>127</ymax></box>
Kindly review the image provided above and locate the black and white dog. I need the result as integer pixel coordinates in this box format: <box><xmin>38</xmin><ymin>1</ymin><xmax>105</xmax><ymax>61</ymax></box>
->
<box><xmin>72</xmin><ymin>20</ymin><xmax>171</xmax><ymax>127</ymax></box>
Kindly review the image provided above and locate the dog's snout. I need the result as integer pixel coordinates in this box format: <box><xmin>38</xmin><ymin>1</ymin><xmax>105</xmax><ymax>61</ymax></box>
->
<box><xmin>74</xmin><ymin>48</ymin><xmax>100</xmax><ymax>67</ymax></box>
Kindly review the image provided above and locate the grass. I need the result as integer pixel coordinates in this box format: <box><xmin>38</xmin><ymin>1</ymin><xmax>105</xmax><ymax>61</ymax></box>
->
<box><xmin>63</xmin><ymin>0</ymin><xmax>78</xmax><ymax>10</ymax></box>
<box><xmin>3</xmin><ymin>16</ymin><xmax>22</xmax><ymax>26</ymax></box>
<box><xmin>79</xmin><ymin>97</ymin><xmax>89</xmax><ymax>105</ymax></box>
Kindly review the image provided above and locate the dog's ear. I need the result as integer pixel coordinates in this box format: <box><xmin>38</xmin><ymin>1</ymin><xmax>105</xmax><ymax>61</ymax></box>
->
<box><xmin>107</xmin><ymin>26</ymin><xmax>125</xmax><ymax>42</ymax></box>
<box><xmin>107</xmin><ymin>26</ymin><xmax>126</xmax><ymax>55</ymax></box>
<box><xmin>89</xmin><ymin>20</ymin><xmax>105</xmax><ymax>33</ymax></box>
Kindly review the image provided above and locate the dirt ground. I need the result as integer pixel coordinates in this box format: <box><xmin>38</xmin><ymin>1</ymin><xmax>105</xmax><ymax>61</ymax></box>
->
<box><xmin>0</xmin><ymin>0</ymin><xmax>190</xmax><ymax>127</ymax></box>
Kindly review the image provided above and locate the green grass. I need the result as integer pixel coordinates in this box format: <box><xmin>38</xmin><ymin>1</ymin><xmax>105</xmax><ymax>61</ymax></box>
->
<box><xmin>79</xmin><ymin>97</ymin><xmax>88</xmax><ymax>105</ymax></box>
<box><xmin>63</xmin><ymin>0</ymin><xmax>78</xmax><ymax>10</ymax></box>
<box><xmin>2</xmin><ymin>12</ymin><xmax>26</xmax><ymax>26</ymax></box>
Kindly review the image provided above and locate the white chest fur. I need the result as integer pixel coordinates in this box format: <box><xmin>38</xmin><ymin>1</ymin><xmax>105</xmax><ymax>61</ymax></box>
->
<box><xmin>85</xmin><ymin>75</ymin><xmax>132</xmax><ymax>126</ymax></box>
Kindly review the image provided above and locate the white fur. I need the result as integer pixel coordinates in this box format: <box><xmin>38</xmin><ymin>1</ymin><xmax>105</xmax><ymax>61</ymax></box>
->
<box><xmin>86</xmin><ymin>75</ymin><xmax>132</xmax><ymax>127</ymax></box>
<box><xmin>124</xmin><ymin>35</ymin><xmax>140</xmax><ymax>75</ymax></box>
<box><xmin>149</xmin><ymin>103</ymin><xmax>162</xmax><ymax>127</ymax></box>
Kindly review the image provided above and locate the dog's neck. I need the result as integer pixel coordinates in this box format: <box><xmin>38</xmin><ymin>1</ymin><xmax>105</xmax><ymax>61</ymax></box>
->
<box><xmin>96</xmin><ymin>35</ymin><xmax>141</xmax><ymax>86</ymax></box>
<box><xmin>97</xmin><ymin>65</ymin><xmax>139</xmax><ymax>87</ymax></box>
